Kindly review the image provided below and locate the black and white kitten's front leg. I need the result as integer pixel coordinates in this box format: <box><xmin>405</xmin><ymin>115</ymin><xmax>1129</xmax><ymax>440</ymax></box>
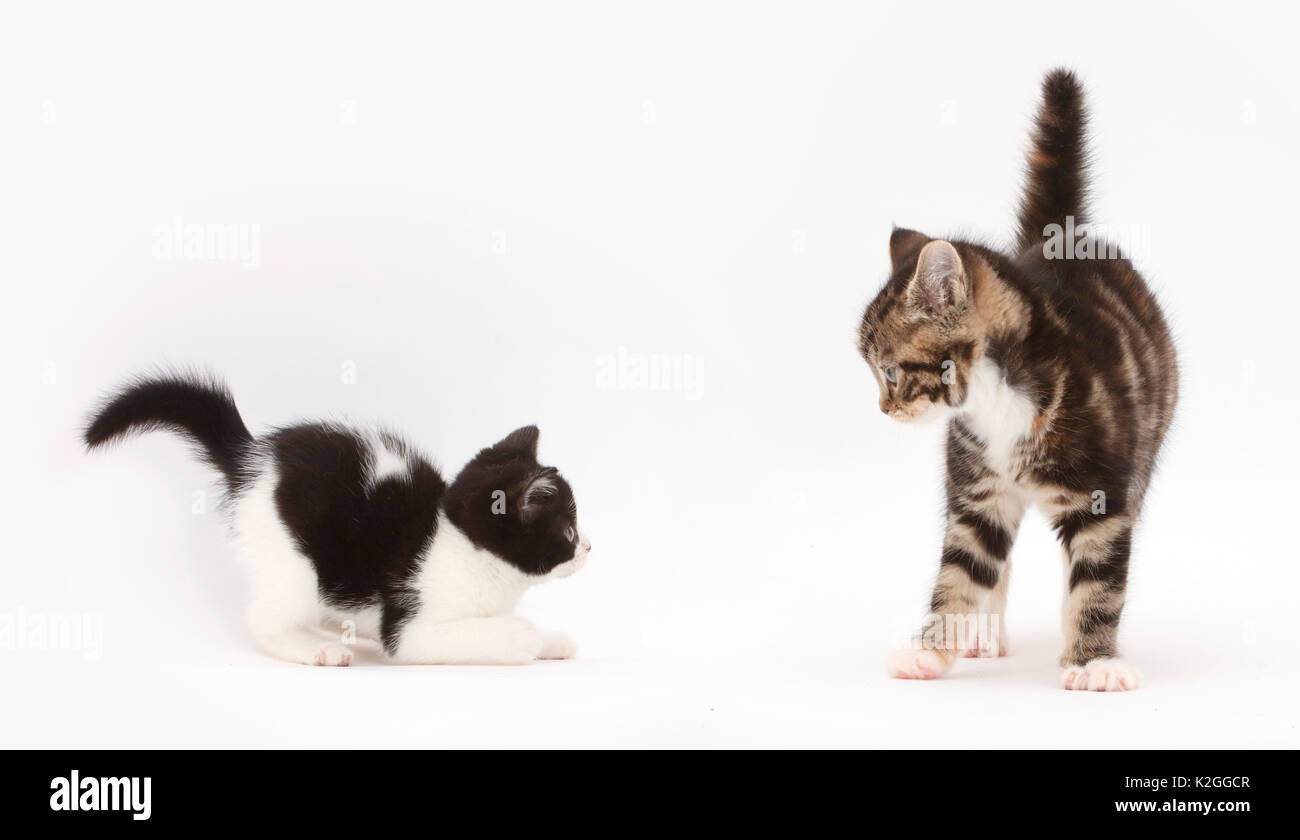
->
<box><xmin>389</xmin><ymin>618</ymin><xmax>575</xmax><ymax>666</ymax></box>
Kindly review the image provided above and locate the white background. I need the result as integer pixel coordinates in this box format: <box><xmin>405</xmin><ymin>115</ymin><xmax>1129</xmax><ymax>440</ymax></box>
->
<box><xmin>3</xmin><ymin>1</ymin><xmax>1297</xmax><ymax>748</ymax></box>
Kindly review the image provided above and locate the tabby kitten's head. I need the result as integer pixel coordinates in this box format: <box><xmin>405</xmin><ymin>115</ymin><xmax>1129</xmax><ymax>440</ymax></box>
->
<box><xmin>446</xmin><ymin>425</ymin><xmax>591</xmax><ymax>578</ymax></box>
<box><xmin>858</xmin><ymin>229</ymin><xmax>980</xmax><ymax>422</ymax></box>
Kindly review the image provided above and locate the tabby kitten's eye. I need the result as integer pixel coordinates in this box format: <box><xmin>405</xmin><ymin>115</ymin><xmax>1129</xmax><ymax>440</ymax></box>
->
<box><xmin>564</xmin><ymin>525</ymin><xmax>576</xmax><ymax>543</ymax></box>
<box><xmin>884</xmin><ymin>366</ymin><xmax>898</xmax><ymax>384</ymax></box>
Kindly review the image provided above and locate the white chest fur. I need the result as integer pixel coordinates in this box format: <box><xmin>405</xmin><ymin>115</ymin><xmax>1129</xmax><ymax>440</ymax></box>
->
<box><xmin>407</xmin><ymin>513</ymin><xmax>535</xmax><ymax>624</ymax></box>
<box><xmin>958</xmin><ymin>356</ymin><xmax>1038</xmax><ymax>477</ymax></box>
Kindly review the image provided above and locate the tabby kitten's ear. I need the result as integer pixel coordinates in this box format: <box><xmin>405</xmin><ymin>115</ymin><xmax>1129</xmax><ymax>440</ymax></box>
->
<box><xmin>889</xmin><ymin>227</ymin><xmax>930</xmax><ymax>273</ymax></box>
<box><xmin>906</xmin><ymin>240</ymin><xmax>969</xmax><ymax>318</ymax></box>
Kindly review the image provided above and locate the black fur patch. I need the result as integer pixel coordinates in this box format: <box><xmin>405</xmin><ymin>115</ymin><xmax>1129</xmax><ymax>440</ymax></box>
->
<box><xmin>268</xmin><ymin>424</ymin><xmax>445</xmax><ymax>650</ymax></box>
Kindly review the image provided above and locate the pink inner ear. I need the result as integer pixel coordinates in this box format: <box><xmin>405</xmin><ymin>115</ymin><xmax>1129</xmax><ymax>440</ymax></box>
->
<box><xmin>911</xmin><ymin>242</ymin><xmax>966</xmax><ymax>314</ymax></box>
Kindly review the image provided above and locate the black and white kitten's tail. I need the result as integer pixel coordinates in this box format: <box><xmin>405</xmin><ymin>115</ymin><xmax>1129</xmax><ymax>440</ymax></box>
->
<box><xmin>83</xmin><ymin>373</ymin><xmax>253</xmax><ymax>486</ymax></box>
<box><xmin>1015</xmin><ymin>68</ymin><xmax>1091</xmax><ymax>251</ymax></box>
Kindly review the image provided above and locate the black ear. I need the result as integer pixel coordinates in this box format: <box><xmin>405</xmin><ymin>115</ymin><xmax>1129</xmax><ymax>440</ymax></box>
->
<box><xmin>906</xmin><ymin>240</ymin><xmax>969</xmax><ymax>317</ymax></box>
<box><xmin>492</xmin><ymin>425</ymin><xmax>539</xmax><ymax>458</ymax></box>
<box><xmin>472</xmin><ymin>425</ymin><xmax>540</xmax><ymax>466</ymax></box>
<box><xmin>889</xmin><ymin>227</ymin><xmax>929</xmax><ymax>273</ymax></box>
<box><xmin>519</xmin><ymin>467</ymin><xmax>559</xmax><ymax>523</ymax></box>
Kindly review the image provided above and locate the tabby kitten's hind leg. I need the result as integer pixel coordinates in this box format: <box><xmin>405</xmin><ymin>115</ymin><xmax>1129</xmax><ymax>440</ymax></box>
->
<box><xmin>1056</xmin><ymin>511</ymin><xmax>1141</xmax><ymax>691</ymax></box>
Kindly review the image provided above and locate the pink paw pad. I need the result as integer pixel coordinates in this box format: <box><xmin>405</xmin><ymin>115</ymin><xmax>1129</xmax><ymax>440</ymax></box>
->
<box><xmin>886</xmin><ymin>650</ymin><xmax>948</xmax><ymax>680</ymax></box>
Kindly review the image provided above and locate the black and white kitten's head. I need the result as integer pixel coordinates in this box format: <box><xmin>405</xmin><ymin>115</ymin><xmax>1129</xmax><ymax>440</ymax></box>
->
<box><xmin>444</xmin><ymin>425</ymin><xmax>591</xmax><ymax>578</ymax></box>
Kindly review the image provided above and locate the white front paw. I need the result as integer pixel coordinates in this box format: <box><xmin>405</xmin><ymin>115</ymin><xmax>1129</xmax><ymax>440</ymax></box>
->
<box><xmin>538</xmin><ymin>632</ymin><xmax>577</xmax><ymax>660</ymax></box>
<box><xmin>310</xmin><ymin>644</ymin><xmax>353</xmax><ymax>667</ymax></box>
<box><xmin>1061</xmin><ymin>657</ymin><xmax>1141</xmax><ymax>692</ymax></box>
<box><xmin>496</xmin><ymin>618</ymin><xmax>544</xmax><ymax>665</ymax></box>
<box><xmin>886</xmin><ymin>648</ymin><xmax>951</xmax><ymax>680</ymax></box>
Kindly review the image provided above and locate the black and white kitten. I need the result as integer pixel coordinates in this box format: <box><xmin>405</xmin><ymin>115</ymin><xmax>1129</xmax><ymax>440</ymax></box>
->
<box><xmin>84</xmin><ymin>373</ymin><xmax>591</xmax><ymax>666</ymax></box>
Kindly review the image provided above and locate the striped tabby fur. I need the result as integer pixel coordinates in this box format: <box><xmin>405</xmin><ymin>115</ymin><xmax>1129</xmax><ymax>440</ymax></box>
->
<box><xmin>858</xmin><ymin>70</ymin><xmax>1177</xmax><ymax>691</ymax></box>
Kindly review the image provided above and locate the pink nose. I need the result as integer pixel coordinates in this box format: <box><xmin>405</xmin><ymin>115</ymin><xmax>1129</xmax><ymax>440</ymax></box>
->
<box><xmin>581</xmin><ymin>537</ymin><xmax>592</xmax><ymax>552</ymax></box>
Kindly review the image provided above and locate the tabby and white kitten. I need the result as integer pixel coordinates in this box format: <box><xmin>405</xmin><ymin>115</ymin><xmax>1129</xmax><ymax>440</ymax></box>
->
<box><xmin>84</xmin><ymin>373</ymin><xmax>591</xmax><ymax>666</ymax></box>
<box><xmin>859</xmin><ymin>70</ymin><xmax>1176</xmax><ymax>691</ymax></box>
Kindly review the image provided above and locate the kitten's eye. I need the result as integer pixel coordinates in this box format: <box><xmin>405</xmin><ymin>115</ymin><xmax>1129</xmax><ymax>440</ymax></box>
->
<box><xmin>884</xmin><ymin>366</ymin><xmax>898</xmax><ymax>384</ymax></box>
<box><xmin>564</xmin><ymin>525</ymin><xmax>576</xmax><ymax>543</ymax></box>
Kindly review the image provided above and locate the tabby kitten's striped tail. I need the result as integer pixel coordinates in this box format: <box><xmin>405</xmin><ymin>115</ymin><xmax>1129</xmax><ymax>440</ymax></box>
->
<box><xmin>1015</xmin><ymin>68</ymin><xmax>1091</xmax><ymax>251</ymax></box>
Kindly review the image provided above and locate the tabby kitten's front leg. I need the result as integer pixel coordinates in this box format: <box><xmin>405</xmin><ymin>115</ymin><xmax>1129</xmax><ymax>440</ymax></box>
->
<box><xmin>965</xmin><ymin>559</ymin><xmax>1011</xmax><ymax>659</ymax></box>
<box><xmin>888</xmin><ymin>441</ymin><xmax>1026</xmax><ymax>679</ymax></box>
<box><xmin>1056</xmin><ymin>506</ymin><xmax>1141</xmax><ymax>691</ymax></box>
